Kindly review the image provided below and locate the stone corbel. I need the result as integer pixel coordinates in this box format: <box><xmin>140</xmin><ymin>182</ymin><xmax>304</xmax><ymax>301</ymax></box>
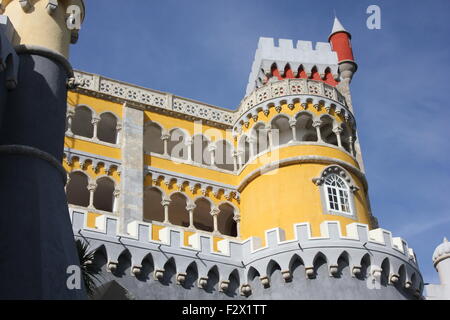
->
<box><xmin>107</xmin><ymin>261</ymin><xmax>118</xmax><ymax>273</ymax></box>
<box><xmin>260</xmin><ymin>276</ymin><xmax>270</xmax><ymax>288</ymax></box>
<box><xmin>131</xmin><ymin>266</ymin><xmax>142</xmax><ymax>277</ymax></box>
<box><xmin>329</xmin><ymin>265</ymin><xmax>339</xmax><ymax>277</ymax></box>
<box><xmin>153</xmin><ymin>269</ymin><xmax>165</xmax><ymax>281</ymax></box>
<box><xmin>46</xmin><ymin>0</ymin><xmax>58</xmax><ymax>15</ymax></box>
<box><xmin>305</xmin><ymin>267</ymin><xmax>315</xmax><ymax>279</ymax></box>
<box><xmin>281</xmin><ymin>270</ymin><xmax>292</xmax><ymax>282</ymax></box>
<box><xmin>240</xmin><ymin>284</ymin><xmax>252</xmax><ymax>296</ymax></box>
<box><xmin>176</xmin><ymin>273</ymin><xmax>187</xmax><ymax>285</ymax></box>
<box><xmin>219</xmin><ymin>280</ymin><xmax>230</xmax><ymax>292</ymax></box>
<box><xmin>198</xmin><ymin>277</ymin><xmax>208</xmax><ymax>289</ymax></box>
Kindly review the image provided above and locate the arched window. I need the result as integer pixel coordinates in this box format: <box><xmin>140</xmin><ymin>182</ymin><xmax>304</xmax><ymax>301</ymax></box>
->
<box><xmin>295</xmin><ymin>112</ymin><xmax>317</xmax><ymax>142</ymax></box>
<box><xmin>251</xmin><ymin>123</ymin><xmax>269</xmax><ymax>155</ymax></box>
<box><xmin>66</xmin><ymin>171</ymin><xmax>90</xmax><ymax>207</ymax></box>
<box><xmin>324</xmin><ymin>174</ymin><xmax>351</xmax><ymax>215</ymax></box>
<box><xmin>144</xmin><ymin>122</ymin><xmax>164</xmax><ymax>154</ymax></box>
<box><xmin>93</xmin><ymin>177</ymin><xmax>115</xmax><ymax>212</ymax></box>
<box><xmin>218</xmin><ymin>203</ymin><xmax>237</xmax><ymax>237</ymax></box>
<box><xmin>193</xmin><ymin>198</ymin><xmax>214</xmax><ymax>232</ymax></box>
<box><xmin>71</xmin><ymin>106</ymin><xmax>94</xmax><ymax>138</ymax></box>
<box><xmin>168</xmin><ymin>193</ymin><xmax>189</xmax><ymax>227</ymax></box>
<box><xmin>97</xmin><ymin>113</ymin><xmax>118</xmax><ymax>144</ymax></box>
<box><xmin>315</xmin><ymin>166</ymin><xmax>357</xmax><ymax>218</ymax></box>
<box><xmin>320</xmin><ymin>115</ymin><xmax>338</xmax><ymax>146</ymax></box>
<box><xmin>191</xmin><ymin>134</ymin><xmax>210</xmax><ymax>166</ymax></box>
<box><xmin>167</xmin><ymin>129</ymin><xmax>188</xmax><ymax>160</ymax></box>
<box><xmin>143</xmin><ymin>187</ymin><xmax>164</xmax><ymax>222</ymax></box>
<box><xmin>271</xmin><ymin>115</ymin><xmax>292</xmax><ymax>146</ymax></box>
<box><xmin>215</xmin><ymin>140</ymin><xmax>234</xmax><ymax>171</ymax></box>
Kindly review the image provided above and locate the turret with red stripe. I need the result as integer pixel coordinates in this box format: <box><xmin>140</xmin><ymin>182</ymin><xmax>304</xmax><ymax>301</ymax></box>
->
<box><xmin>328</xmin><ymin>17</ymin><xmax>357</xmax><ymax>82</ymax></box>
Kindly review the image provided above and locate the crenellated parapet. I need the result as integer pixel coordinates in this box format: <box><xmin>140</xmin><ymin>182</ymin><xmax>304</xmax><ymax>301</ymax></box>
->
<box><xmin>70</xmin><ymin>208</ymin><xmax>423</xmax><ymax>299</ymax></box>
<box><xmin>245</xmin><ymin>38</ymin><xmax>340</xmax><ymax>96</ymax></box>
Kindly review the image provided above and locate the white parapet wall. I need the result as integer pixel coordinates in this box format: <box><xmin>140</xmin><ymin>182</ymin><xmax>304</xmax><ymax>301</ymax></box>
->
<box><xmin>245</xmin><ymin>37</ymin><xmax>339</xmax><ymax>97</ymax></box>
<box><xmin>70</xmin><ymin>207</ymin><xmax>423</xmax><ymax>298</ymax></box>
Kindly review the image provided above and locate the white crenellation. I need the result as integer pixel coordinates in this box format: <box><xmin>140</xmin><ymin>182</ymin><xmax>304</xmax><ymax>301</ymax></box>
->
<box><xmin>245</xmin><ymin>37</ymin><xmax>339</xmax><ymax>96</ymax></box>
<box><xmin>70</xmin><ymin>208</ymin><xmax>423</xmax><ymax>297</ymax></box>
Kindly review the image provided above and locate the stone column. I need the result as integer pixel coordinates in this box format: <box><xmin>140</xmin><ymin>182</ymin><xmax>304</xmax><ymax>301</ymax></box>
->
<box><xmin>349</xmin><ymin>136</ymin><xmax>355</xmax><ymax>155</ymax></box>
<box><xmin>161</xmin><ymin>132</ymin><xmax>170</xmax><ymax>156</ymax></box>
<box><xmin>186</xmin><ymin>137</ymin><xmax>193</xmax><ymax>162</ymax></box>
<box><xmin>237</xmin><ymin>150</ymin><xmax>244</xmax><ymax>169</ymax></box>
<box><xmin>211</xmin><ymin>207</ymin><xmax>220</xmax><ymax>234</ymax></box>
<box><xmin>161</xmin><ymin>197</ymin><xmax>171</xmax><ymax>224</ymax></box>
<box><xmin>234</xmin><ymin>214</ymin><xmax>241</xmax><ymax>238</ymax></box>
<box><xmin>87</xmin><ymin>182</ymin><xmax>97</xmax><ymax>209</ymax></box>
<box><xmin>312</xmin><ymin>120</ymin><xmax>323</xmax><ymax>142</ymax></box>
<box><xmin>289</xmin><ymin>119</ymin><xmax>297</xmax><ymax>142</ymax></box>
<box><xmin>208</xmin><ymin>143</ymin><xmax>216</xmax><ymax>167</ymax></box>
<box><xmin>248</xmin><ymin>137</ymin><xmax>256</xmax><ymax>158</ymax></box>
<box><xmin>115</xmin><ymin>123</ymin><xmax>122</xmax><ymax>145</ymax></box>
<box><xmin>66</xmin><ymin>108</ymin><xmax>75</xmax><ymax>135</ymax></box>
<box><xmin>119</xmin><ymin>103</ymin><xmax>144</xmax><ymax>233</ymax></box>
<box><xmin>92</xmin><ymin>115</ymin><xmax>100</xmax><ymax>141</ymax></box>
<box><xmin>186</xmin><ymin>203</ymin><xmax>196</xmax><ymax>229</ymax></box>
<box><xmin>232</xmin><ymin>150</ymin><xmax>238</xmax><ymax>172</ymax></box>
<box><xmin>113</xmin><ymin>189</ymin><xmax>121</xmax><ymax>214</ymax></box>
<box><xmin>266</xmin><ymin>126</ymin><xmax>273</xmax><ymax>149</ymax></box>
<box><xmin>333</xmin><ymin>127</ymin><xmax>343</xmax><ymax>148</ymax></box>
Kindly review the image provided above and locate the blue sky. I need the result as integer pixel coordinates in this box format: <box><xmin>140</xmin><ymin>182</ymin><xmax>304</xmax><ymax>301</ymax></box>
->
<box><xmin>72</xmin><ymin>0</ymin><xmax>450</xmax><ymax>285</ymax></box>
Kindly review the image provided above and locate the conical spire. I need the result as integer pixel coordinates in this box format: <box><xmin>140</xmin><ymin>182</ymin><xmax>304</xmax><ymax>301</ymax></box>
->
<box><xmin>329</xmin><ymin>16</ymin><xmax>351</xmax><ymax>40</ymax></box>
<box><xmin>331</xmin><ymin>17</ymin><xmax>347</xmax><ymax>34</ymax></box>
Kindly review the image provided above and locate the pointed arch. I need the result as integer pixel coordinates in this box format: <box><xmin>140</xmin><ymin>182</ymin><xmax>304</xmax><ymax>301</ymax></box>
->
<box><xmin>297</xmin><ymin>65</ymin><xmax>308</xmax><ymax>79</ymax></box>
<box><xmin>93</xmin><ymin>176</ymin><xmax>115</xmax><ymax>212</ymax></box>
<box><xmin>215</xmin><ymin>139</ymin><xmax>234</xmax><ymax>171</ymax></box>
<box><xmin>320</xmin><ymin>114</ymin><xmax>338</xmax><ymax>146</ymax></box>
<box><xmin>271</xmin><ymin>114</ymin><xmax>292</xmax><ymax>146</ymax></box>
<box><xmin>191</xmin><ymin>134</ymin><xmax>211</xmax><ymax>166</ymax></box>
<box><xmin>144</xmin><ymin>121</ymin><xmax>164</xmax><ymax>154</ymax></box>
<box><xmin>295</xmin><ymin>111</ymin><xmax>317</xmax><ymax>142</ymax></box>
<box><xmin>143</xmin><ymin>186</ymin><xmax>164</xmax><ymax>223</ymax></box>
<box><xmin>323</xmin><ymin>67</ymin><xmax>338</xmax><ymax>86</ymax></box>
<box><xmin>238</xmin><ymin>134</ymin><xmax>250</xmax><ymax>164</ymax></box>
<box><xmin>97</xmin><ymin>112</ymin><xmax>118</xmax><ymax>144</ymax></box>
<box><xmin>168</xmin><ymin>128</ymin><xmax>188</xmax><ymax>160</ymax></box>
<box><xmin>310</xmin><ymin>66</ymin><xmax>322</xmax><ymax>81</ymax></box>
<box><xmin>251</xmin><ymin>122</ymin><xmax>269</xmax><ymax>155</ymax></box>
<box><xmin>183</xmin><ymin>261</ymin><xmax>199</xmax><ymax>289</ymax></box>
<box><xmin>270</xmin><ymin>63</ymin><xmax>282</xmax><ymax>80</ymax></box>
<box><xmin>72</xmin><ymin>105</ymin><xmax>94</xmax><ymax>138</ymax></box>
<box><xmin>67</xmin><ymin>171</ymin><xmax>90</xmax><ymax>207</ymax></box>
<box><xmin>283</xmin><ymin>63</ymin><xmax>294</xmax><ymax>79</ymax></box>
<box><xmin>193</xmin><ymin>197</ymin><xmax>214</xmax><ymax>232</ymax></box>
<box><xmin>218</xmin><ymin>202</ymin><xmax>237</xmax><ymax>237</ymax></box>
<box><xmin>168</xmin><ymin>192</ymin><xmax>189</xmax><ymax>227</ymax></box>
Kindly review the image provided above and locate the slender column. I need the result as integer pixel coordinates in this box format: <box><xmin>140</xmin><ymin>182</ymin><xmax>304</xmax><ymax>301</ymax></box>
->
<box><xmin>333</xmin><ymin>127</ymin><xmax>343</xmax><ymax>148</ymax></box>
<box><xmin>289</xmin><ymin>119</ymin><xmax>297</xmax><ymax>142</ymax></box>
<box><xmin>92</xmin><ymin>115</ymin><xmax>100</xmax><ymax>141</ymax></box>
<box><xmin>87</xmin><ymin>182</ymin><xmax>97</xmax><ymax>209</ymax></box>
<box><xmin>186</xmin><ymin>137</ymin><xmax>193</xmax><ymax>162</ymax></box>
<box><xmin>211</xmin><ymin>207</ymin><xmax>220</xmax><ymax>234</ymax></box>
<box><xmin>161</xmin><ymin>132</ymin><xmax>170</xmax><ymax>156</ymax></box>
<box><xmin>237</xmin><ymin>150</ymin><xmax>244</xmax><ymax>169</ymax></box>
<box><xmin>161</xmin><ymin>197</ymin><xmax>171</xmax><ymax>224</ymax></box>
<box><xmin>232</xmin><ymin>150</ymin><xmax>238</xmax><ymax>172</ymax></box>
<box><xmin>186</xmin><ymin>203</ymin><xmax>196</xmax><ymax>229</ymax></box>
<box><xmin>234</xmin><ymin>214</ymin><xmax>241</xmax><ymax>238</ymax></box>
<box><xmin>66</xmin><ymin>109</ymin><xmax>75</xmax><ymax>135</ymax></box>
<box><xmin>266</xmin><ymin>126</ymin><xmax>274</xmax><ymax>149</ymax></box>
<box><xmin>113</xmin><ymin>189</ymin><xmax>121</xmax><ymax>214</ymax></box>
<box><xmin>115</xmin><ymin>123</ymin><xmax>122</xmax><ymax>145</ymax></box>
<box><xmin>349</xmin><ymin>136</ymin><xmax>355</xmax><ymax>155</ymax></box>
<box><xmin>208</xmin><ymin>143</ymin><xmax>217</xmax><ymax>167</ymax></box>
<box><xmin>312</xmin><ymin>120</ymin><xmax>323</xmax><ymax>142</ymax></box>
<box><xmin>248</xmin><ymin>137</ymin><xmax>256</xmax><ymax>158</ymax></box>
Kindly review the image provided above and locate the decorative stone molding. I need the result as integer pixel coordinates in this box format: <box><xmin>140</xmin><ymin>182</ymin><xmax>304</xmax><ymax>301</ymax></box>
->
<box><xmin>46</xmin><ymin>0</ymin><xmax>58</xmax><ymax>14</ymax></box>
<box><xmin>19</xmin><ymin>0</ymin><xmax>32</xmax><ymax>12</ymax></box>
<box><xmin>145</xmin><ymin>166</ymin><xmax>239</xmax><ymax>200</ymax></box>
<box><xmin>73</xmin><ymin>71</ymin><xmax>235</xmax><ymax>127</ymax></box>
<box><xmin>63</xmin><ymin>149</ymin><xmax>121</xmax><ymax>174</ymax></box>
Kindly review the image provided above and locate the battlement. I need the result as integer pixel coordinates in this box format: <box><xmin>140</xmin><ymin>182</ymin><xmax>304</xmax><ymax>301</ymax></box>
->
<box><xmin>245</xmin><ymin>37</ymin><xmax>339</xmax><ymax>96</ymax></box>
<box><xmin>71</xmin><ymin>208</ymin><xmax>423</xmax><ymax>299</ymax></box>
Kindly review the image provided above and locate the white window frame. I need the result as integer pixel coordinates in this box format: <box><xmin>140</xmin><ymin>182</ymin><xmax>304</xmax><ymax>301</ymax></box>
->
<box><xmin>324</xmin><ymin>174</ymin><xmax>352</xmax><ymax>215</ymax></box>
<box><xmin>313</xmin><ymin>166</ymin><xmax>358</xmax><ymax>219</ymax></box>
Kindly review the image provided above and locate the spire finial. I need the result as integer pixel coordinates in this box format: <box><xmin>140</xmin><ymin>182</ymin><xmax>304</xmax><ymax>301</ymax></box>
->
<box><xmin>444</xmin><ymin>237</ymin><xmax>448</xmax><ymax>243</ymax></box>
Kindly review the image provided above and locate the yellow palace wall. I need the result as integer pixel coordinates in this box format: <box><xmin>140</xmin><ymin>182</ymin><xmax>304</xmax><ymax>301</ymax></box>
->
<box><xmin>65</xmin><ymin>90</ymin><xmax>374</xmax><ymax>245</ymax></box>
